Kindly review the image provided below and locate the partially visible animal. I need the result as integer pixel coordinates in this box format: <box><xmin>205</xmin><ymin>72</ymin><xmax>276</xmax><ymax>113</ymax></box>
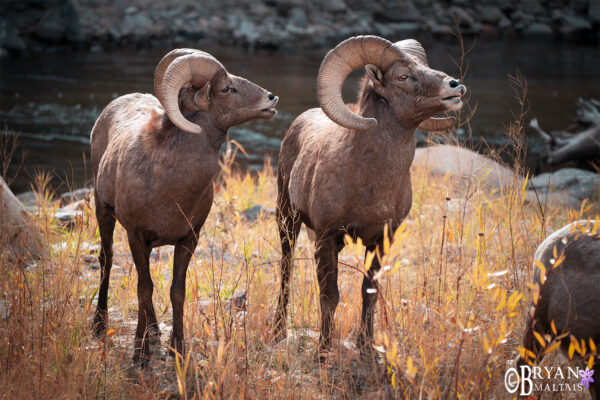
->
<box><xmin>91</xmin><ymin>48</ymin><xmax>278</xmax><ymax>364</ymax></box>
<box><xmin>273</xmin><ymin>35</ymin><xmax>467</xmax><ymax>351</ymax></box>
<box><xmin>0</xmin><ymin>176</ymin><xmax>42</xmax><ymax>262</ymax></box>
<box><xmin>517</xmin><ymin>220</ymin><xmax>600</xmax><ymax>399</ymax></box>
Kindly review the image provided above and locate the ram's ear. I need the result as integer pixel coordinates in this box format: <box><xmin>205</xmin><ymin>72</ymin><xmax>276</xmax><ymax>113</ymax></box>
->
<box><xmin>365</xmin><ymin>64</ymin><xmax>385</xmax><ymax>94</ymax></box>
<box><xmin>193</xmin><ymin>82</ymin><xmax>211</xmax><ymax>111</ymax></box>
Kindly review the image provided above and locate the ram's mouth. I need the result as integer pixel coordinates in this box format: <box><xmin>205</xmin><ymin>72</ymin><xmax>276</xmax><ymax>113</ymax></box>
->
<box><xmin>441</xmin><ymin>93</ymin><xmax>463</xmax><ymax>102</ymax></box>
<box><xmin>441</xmin><ymin>86</ymin><xmax>466</xmax><ymax>105</ymax></box>
<box><xmin>260</xmin><ymin>107</ymin><xmax>277</xmax><ymax>120</ymax></box>
<box><xmin>260</xmin><ymin>97</ymin><xmax>279</xmax><ymax>118</ymax></box>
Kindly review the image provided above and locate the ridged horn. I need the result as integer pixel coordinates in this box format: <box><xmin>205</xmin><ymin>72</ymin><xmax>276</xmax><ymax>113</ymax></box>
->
<box><xmin>417</xmin><ymin>116</ymin><xmax>457</xmax><ymax>132</ymax></box>
<box><xmin>317</xmin><ymin>35</ymin><xmax>410</xmax><ymax>131</ymax></box>
<box><xmin>158</xmin><ymin>51</ymin><xmax>226</xmax><ymax>134</ymax></box>
<box><xmin>154</xmin><ymin>48</ymin><xmax>199</xmax><ymax>107</ymax></box>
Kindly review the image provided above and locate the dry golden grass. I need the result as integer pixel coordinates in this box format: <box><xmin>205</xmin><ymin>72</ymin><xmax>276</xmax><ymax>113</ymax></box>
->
<box><xmin>1</xmin><ymin>144</ymin><xmax>598</xmax><ymax>399</ymax></box>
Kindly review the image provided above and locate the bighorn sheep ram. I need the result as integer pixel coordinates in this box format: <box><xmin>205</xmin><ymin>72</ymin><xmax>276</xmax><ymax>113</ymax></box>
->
<box><xmin>91</xmin><ymin>49</ymin><xmax>278</xmax><ymax>364</ymax></box>
<box><xmin>517</xmin><ymin>220</ymin><xmax>599</xmax><ymax>399</ymax></box>
<box><xmin>273</xmin><ymin>35</ymin><xmax>467</xmax><ymax>351</ymax></box>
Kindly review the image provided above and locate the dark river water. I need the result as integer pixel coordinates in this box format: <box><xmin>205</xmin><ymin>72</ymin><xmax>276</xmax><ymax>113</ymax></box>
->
<box><xmin>1</xmin><ymin>39</ymin><xmax>599</xmax><ymax>193</ymax></box>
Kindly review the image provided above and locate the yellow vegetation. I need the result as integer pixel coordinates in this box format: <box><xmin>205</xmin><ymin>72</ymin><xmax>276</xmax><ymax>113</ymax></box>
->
<box><xmin>1</xmin><ymin>149</ymin><xmax>598</xmax><ymax>399</ymax></box>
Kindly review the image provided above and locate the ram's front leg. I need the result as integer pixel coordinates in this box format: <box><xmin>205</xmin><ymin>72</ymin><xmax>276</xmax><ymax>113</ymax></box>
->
<box><xmin>170</xmin><ymin>227</ymin><xmax>201</xmax><ymax>358</ymax></box>
<box><xmin>315</xmin><ymin>237</ymin><xmax>340</xmax><ymax>355</ymax></box>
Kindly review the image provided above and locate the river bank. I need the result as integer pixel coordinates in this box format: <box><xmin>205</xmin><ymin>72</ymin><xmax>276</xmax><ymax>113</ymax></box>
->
<box><xmin>2</xmin><ymin>37</ymin><xmax>599</xmax><ymax>194</ymax></box>
<box><xmin>2</xmin><ymin>0</ymin><xmax>599</xmax><ymax>56</ymax></box>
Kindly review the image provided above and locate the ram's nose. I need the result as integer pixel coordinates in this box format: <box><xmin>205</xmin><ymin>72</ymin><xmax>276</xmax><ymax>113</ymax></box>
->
<box><xmin>268</xmin><ymin>92</ymin><xmax>276</xmax><ymax>100</ymax></box>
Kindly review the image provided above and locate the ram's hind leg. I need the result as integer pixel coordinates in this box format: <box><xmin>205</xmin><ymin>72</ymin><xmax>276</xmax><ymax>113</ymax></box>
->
<box><xmin>273</xmin><ymin>192</ymin><xmax>301</xmax><ymax>341</ymax></box>
<box><xmin>93</xmin><ymin>200</ymin><xmax>116</xmax><ymax>336</ymax></box>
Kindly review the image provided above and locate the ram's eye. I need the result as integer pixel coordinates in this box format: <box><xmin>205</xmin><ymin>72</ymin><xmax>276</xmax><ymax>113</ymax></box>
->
<box><xmin>221</xmin><ymin>87</ymin><xmax>230</xmax><ymax>93</ymax></box>
<box><xmin>398</xmin><ymin>75</ymin><xmax>408</xmax><ymax>81</ymax></box>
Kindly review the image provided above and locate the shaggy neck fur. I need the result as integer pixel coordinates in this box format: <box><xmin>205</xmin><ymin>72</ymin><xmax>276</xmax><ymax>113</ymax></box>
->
<box><xmin>149</xmin><ymin>108</ymin><xmax>228</xmax><ymax>152</ymax></box>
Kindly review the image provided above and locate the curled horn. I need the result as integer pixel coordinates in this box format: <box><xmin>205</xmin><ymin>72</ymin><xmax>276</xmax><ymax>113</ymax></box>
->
<box><xmin>157</xmin><ymin>50</ymin><xmax>226</xmax><ymax>134</ymax></box>
<box><xmin>394</xmin><ymin>39</ymin><xmax>429</xmax><ymax>67</ymax></box>
<box><xmin>317</xmin><ymin>35</ymin><xmax>410</xmax><ymax>130</ymax></box>
<box><xmin>394</xmin><ymin>40</ymin><xmax>457</xmax><ymax>132</ymax></box>
<box><xmin>154</xmin><ymin>48</ymin><xmax>198</xmax><ymax>107</ymax></box>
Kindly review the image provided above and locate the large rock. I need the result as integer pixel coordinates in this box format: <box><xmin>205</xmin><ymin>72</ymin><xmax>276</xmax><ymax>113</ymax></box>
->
<box><xmin>289</xmin><ymin>7</ymin><xmax>308</xmax><ymax>28</ymax></box>
<box><xmin>0</xmin><ymin>177</ymin><xmax>42</xmax><ymax>262</ymax></box>
<box><xmin>16</xmin><ymin>191</ymin><xmax>42</xmax><ymax>210</ymax></box>
<box><xmin>413</xmin><ymin>145</ymin><xmax>520</xmax><ymax>189</ymax></box>
<box><xmin>54</xmin><ymin>201</ymin><xmax>86</xmax><ymax>230</ymax></box>
<box><xmin>122</xmin><ymin>13</ymin><xmax>154</xmax><ymax>36</ymax></box>
<box><xmin>448</xmin><ymin>6</ymin><xmax>481</xmax><ymax>32</ymax></box>
<box><xmin>0</xmin><ymin>23</ymin><xmax>27</xmax><ymax>54</ymax></box>
<box><xmin>60</xmin><ymin>187</ymin><xmax>93</xmax><ymax>206</ymax></box>
<box><xmin>241</xmin><ymin>205</ymin><xmax>274</xmax><ymax>221</ymax></box>
<box><xmin>558</xmin><ymin>12</ymin><xmax>592</xmax><ymax>36</ymax></box>
<box><xmin>58</xmin><ymin>0</ymin><xmax>83</xmax><ymax>42</ymax></box>
<box><xmin>322</xmin><ymin>0</ymin><xmax>347</xmax><ymax>13</ymax></box>
<box><xmin>522</xmin><ymin>22</ymin><xmax>553</xmax><ymax>39</ymax></box>
<box><xmin>527</xmin><ymin>168</ymin><xmax>600</xmax><ymax>205</ymax></box>
<box><xmin>476</xmin><ymin>5</ymin><xmax>506</xmax><ymax>25</ymax></box>
<box><xmin>376</xmin><ymin>1</ymin><xmax>421</xmax><ymax>22</ymax></box>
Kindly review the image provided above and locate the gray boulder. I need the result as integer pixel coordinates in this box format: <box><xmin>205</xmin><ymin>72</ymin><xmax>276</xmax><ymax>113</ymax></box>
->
<box><xmin>528</xmin><ymin>168</ymin><xmax>600</xmax><ymax>205</ymax></box>
<box><xmin>522</xmin><ymin>22</ymin><xmax>553</xmax><ymax>39</ymax></box>
<box><xmin>476</xmin><ymin>5</ymin><xmax>506</xmax><ymax>25</ymax></box>
<box><xmin>413</xmin><ymin>145</ymin><xmax>520</xmax><ymax>190</ymax></box>
<box><xmin>1</xmin><ymin>177</ymin><xmax>42</xmax><ymax>262</ymax></box>
<box><xmin>322</xmin><ymin>0</ymin><xmax>347</xmax><ymax>13</ymax></box>
<box><xmin>448</xmin><ymin>6</ymin><xmax>481</xmax><ymax>32</ymax></box>
<box><xmin>241</xmin><ymin>205</ymin><xmax>274</xmax><ymax>221</ymax></box>
<box><xmin>53</xmin><ymin>199</ymin><xmax>86</xmax><ymax>229</ymax></box>
<box><xmin>60</xmin><ymin>187</ymin><xmax>93</xmax><ymax>206</ymax></box>
<box><xmin>559</xmin><ymin>12</ymin><xmax>592</xmax><ymax>36</ymax></box>
<box><xmin>377</xmin><ymin>1</ymin><xmax>421</xmax><ymax>22</ymax></box>
<box><xmin>17</xmin><ymin>191</ymin><xmax>42</xmax><ymax>209</ymax></box>
<box><xmin>0</xmin><ymin>24</ymin><xmax>27</xmax><ymax>53</ymax></box>
<box><xmin>122</xmin><ymin>13</ymin><xmax>154</xmax><ymax>36</ymax></box>
<box><xmin>289</xmin><ymin>7</ymin><xmax>308</xmax><ymax>28</ymax></box>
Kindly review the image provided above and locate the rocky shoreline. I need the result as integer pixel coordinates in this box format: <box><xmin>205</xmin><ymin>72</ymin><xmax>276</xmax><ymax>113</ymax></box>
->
<box><xmin>2</xmin><ymin>0</ymin><xmax>599</xmax><ymax>56</ymax></box>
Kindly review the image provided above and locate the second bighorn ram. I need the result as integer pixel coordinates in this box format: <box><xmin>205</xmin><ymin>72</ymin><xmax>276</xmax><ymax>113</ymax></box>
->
<box><xmin>274</xmin><ymin>36</ymin><xmax>467</xmax><ymax>351</ymax></box>
<box><xmin>516</xmin><ymin>220</ymin><xmax>599</xmax><ymax>399</ymax></box>
<box><xmin>91</xmin><ymin>49</ymin><xmax>278</xmax><ymax>364</ymax></box>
